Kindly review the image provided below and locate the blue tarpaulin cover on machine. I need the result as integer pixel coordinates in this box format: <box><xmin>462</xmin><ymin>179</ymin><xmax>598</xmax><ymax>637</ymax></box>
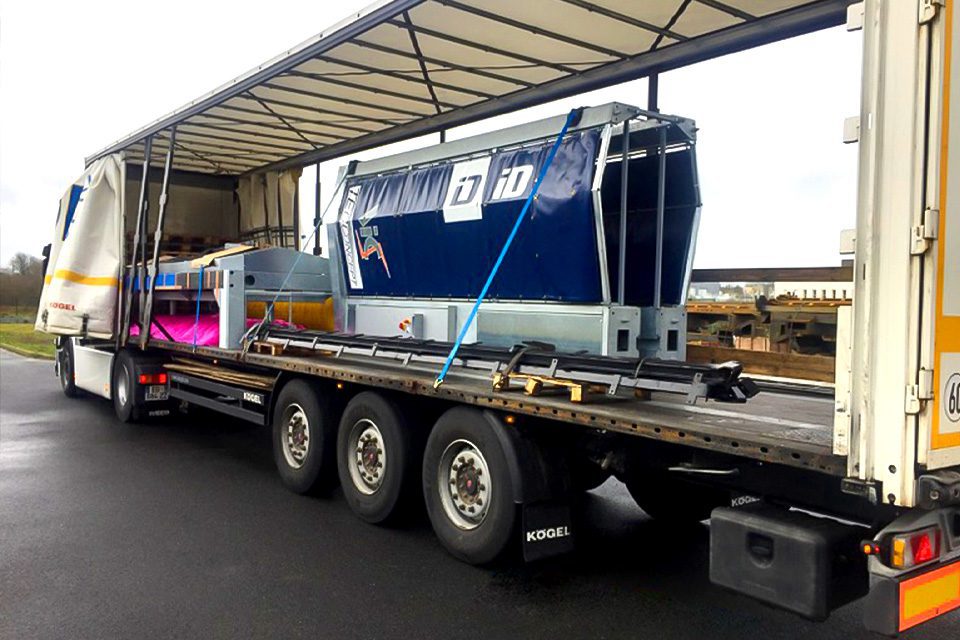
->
<box><xmin>337</xmin><ymin>129</ymin><xmax>603</xmax><ymax>302</ymax></box>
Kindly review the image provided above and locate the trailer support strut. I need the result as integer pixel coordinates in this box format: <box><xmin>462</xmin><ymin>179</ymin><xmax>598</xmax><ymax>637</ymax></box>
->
<box><xmin>121</xmin><ymin>135</ymin><xmax>152</xmax><ymax>346</ymax></box>
<box><xmin>139</xmin><ymin>128</ymin><xmax>176</xmax><ymax>349</ymax></box>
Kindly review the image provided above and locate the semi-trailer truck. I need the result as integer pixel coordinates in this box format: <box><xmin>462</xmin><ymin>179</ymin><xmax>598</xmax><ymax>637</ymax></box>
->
<box><xmin>33</xmin><ymin>0</ymin><xmax>960</xmax><ymax>633</ymax></box>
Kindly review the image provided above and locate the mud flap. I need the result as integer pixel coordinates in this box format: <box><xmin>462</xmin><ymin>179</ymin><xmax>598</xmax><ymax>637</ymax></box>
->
<box><xmin>522</xmin><ymin>501</ymin><xmax>575</xmax><ymax>562</ymax></box>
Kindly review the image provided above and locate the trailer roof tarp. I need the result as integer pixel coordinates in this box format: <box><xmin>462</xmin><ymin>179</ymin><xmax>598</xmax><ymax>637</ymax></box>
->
<box><xmin>88</xmin><ymin>0</ymin><xmax>849</xmax><ymax>176</ymax></box>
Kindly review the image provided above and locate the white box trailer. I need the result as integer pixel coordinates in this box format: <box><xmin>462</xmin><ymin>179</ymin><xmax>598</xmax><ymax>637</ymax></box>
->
<box><xmin>35</xmin><ymin>0</ymin><xmax>960</xmax><ymax>633</ymax></box>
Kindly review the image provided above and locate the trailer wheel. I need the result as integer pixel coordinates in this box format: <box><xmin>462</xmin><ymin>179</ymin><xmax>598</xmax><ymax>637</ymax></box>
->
<box><xmin>626</xmin><ymin>473</ymin><xmax>729</xmax><ymax>524</ymax></box>
<box><xmin>422</xmin><ymin>407</ymin><xmax>516</xmax><ymax>565</ymax></box>
<box><xmin>58</xmin><ymin>338</ymin><xmax>78</xmax><ymax>398</ymax></box>
<box><xmin>272</xmin><ymin>379</ymin><xmax>337</xmax><ymax>495</ymax></box>
<box><xmin>336</xmin><ymin>392</ymin><xmax>417</xmax><ymax>524</ymax></box>
<box><xmin>112</xmin><ymin>350</ymin><xmax>141</xmax><ymax>423</ymax></box>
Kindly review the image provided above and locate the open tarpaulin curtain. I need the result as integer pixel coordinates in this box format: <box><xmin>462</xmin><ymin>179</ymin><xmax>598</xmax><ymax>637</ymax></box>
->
<box><xmin>236</xmin><ymin>169</ymin><xmax>301</xmax><ymax>249</ymax></box>
<box><xmin>36</xmin><ymin>153</ymin><xmax>125</xmax><ymax>338</ymax></box>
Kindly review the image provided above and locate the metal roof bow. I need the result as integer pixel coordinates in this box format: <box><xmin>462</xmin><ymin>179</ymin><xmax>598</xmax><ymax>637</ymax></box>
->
<box><xmin>91</xmin><ymin>0</ymin><xmax>849</xmax><ymax>176</ymax></box>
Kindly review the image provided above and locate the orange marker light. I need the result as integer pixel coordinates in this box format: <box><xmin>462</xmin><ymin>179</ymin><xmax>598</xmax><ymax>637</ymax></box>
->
<box><xmin>336</xmin><ymin>382</ymin><xmax>345</xmax><ymax>390</ymax></box>
<box><xmin>504</xmin><ymin>414</ymin><xmax>516</xmax><ymax>425</ymax></box>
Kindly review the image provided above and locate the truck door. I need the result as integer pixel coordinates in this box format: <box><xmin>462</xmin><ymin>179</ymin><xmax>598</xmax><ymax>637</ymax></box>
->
<box><xmin>920</xmin><ymin>0</ymin><xmax>960</xmax><ymax>471</ymax></box>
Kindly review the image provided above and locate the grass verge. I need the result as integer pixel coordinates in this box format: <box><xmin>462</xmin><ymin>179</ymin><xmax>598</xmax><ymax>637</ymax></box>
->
<box><xmin>0</xmin><ymin>324</ymin><xmax>56</xmax><ymax>359</ymax></box>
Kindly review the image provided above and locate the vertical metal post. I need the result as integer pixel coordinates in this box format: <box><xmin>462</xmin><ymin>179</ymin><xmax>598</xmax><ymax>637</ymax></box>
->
<box><xmin>121</xmin><ymin>136</ymin><xmax>152</xmax><ymax>346</ymax></box>
<box><xmin>293</xmin><ymin>177</ymin><xmax>301</xmax><ymax>251</ymax></box>
<box><xmin>261</xmin><ymin>174</ymin><xmax>272</xmax><ymax>245</ymax></box>
<box><xmin>313</xmin><ymin>163</ymin><xmax>322</xmax><ymax>255</ymax></box>
<box><xmin>137</xmin><ymin>150</ymin><xmax>151</xmax><ymax>330</ymax></box>
<box><xmin>653</xmin><ymin>125</ymin><xmax>667</xmax><ymax>310</ymax></box>
<box><xmin>439</xmin><ymin>130</ymin><xmax>446</xmax><ymax>143</ymax></box>
<box><xmin>617</xmin><ymin>119</ymin><xmax>630</xmax><ymax>305</ymax></box>
<box><xmin>139</xmin><ymin>128</ymin><xmax>176</xmax><ymax>349</ymax></box>
<box><xmin>276</xmin><ymin>172</ymin><xmax>286</xmax><ymax>248</ymax></box>
<box><xmin>648</xmin><ymin>74</ymin><xmax>659</xmax><ymax>113</ymax></box>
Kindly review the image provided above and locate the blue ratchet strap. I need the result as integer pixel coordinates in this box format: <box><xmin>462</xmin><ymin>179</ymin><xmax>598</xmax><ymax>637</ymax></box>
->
<box><xmin>434</xmin><ymin>108</ymin><xmax>582</xmax><ymax>389</ymax></box>
<box><xmin>192</xmin><ymin>265</ymin><xmax>205</xmax><ymax>350</ymax></box>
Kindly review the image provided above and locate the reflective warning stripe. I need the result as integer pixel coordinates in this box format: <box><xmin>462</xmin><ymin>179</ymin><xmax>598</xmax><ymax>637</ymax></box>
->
<box><xmin>44</xmin><ymin>270</ymin><xmax>119</xmax><ymax>287</ymax></box>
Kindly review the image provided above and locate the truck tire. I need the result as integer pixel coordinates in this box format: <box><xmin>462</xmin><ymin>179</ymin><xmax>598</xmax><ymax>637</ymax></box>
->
<box><xmin>112</xmin><ymin>350</ymin><xmax>141</xmax><ymax>423</ymax></box>
<box><xmin>58</xmin><ymin>338</ymin><xmax>78</xmax><ymax>398</ymax></box>
<box><xmin>626</xmin><ymin>472</ymin><xmax>729</xmax><ymax>524</ymax></box>
<box><xmin>272</xmin><ymin>379</ymin><xmax>337</xmax><ymax>495</ymax></box>
<box><xmin>422</xmin><ymin>407</ymin><xmax>516</xmax><ymax>565</ymax></box>
<box><xmin>336</xmin><ymin>392</ymin><xmax>417</xmax><ymax>524</ymax></box>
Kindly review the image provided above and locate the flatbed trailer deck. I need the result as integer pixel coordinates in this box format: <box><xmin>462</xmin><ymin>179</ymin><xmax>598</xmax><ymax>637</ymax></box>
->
<box><xmin>156</xmin><ymin>340</ymin><xmax>843</xmax><ymax>475</ymax></box>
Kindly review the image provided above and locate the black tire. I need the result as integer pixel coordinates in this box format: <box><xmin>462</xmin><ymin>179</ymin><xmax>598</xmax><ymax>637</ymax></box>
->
<box><xmin>336</xmin><ymin>392</ymin><xmax>417</xmax><ymax>524</ymax></box>
<box><xmin>422</xmin><ymin>407</ymin><xmax>516</xmax><ymax>565</ymax></box>
<box><xmin>626</xmin><ymin>472</ymin><xmax>729</xmax><ymax>524</ymax></box>
<box><xmin>272</xmin><ymin>379</ymin><xmax>338</xmax><ymax>495</ymax></box>
<box><xmin>112</xmin><ymin>350</ymin><xmax>140</xmax><ymax>423</ymax></box>
<box><xmin>58</xmin><ymin>339</ymin><xmax>79</xmax><ymax>398</ymax></box>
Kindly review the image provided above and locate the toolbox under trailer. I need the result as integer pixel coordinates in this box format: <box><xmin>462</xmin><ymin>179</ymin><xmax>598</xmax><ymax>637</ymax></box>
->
<box><xmin>37</xmin><ymin>0</ymin><xmax>960</xmax><ymax>634</ymax></box>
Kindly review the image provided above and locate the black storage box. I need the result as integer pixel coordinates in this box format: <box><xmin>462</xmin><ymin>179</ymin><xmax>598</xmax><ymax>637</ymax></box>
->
<box><xmin>710</xmin><ymin>504</ymin><xmax>868</xmax><ymax>620</ymax></box>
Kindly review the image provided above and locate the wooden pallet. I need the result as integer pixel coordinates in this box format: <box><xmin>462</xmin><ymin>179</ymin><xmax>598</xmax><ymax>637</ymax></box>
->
<box><xmin>493</xmin><ymin>372</ymin><xmax>612</xmax><ymax>404</ymax></box>
<box><xmin>250</xmin><ymin>341</ymin><xmax>285</xmax><ymax>356</ymax></box>
<box><xmin>165</xmin><ymin>359</ymin><xmax>275</xmax><ymax>390</ymax></box>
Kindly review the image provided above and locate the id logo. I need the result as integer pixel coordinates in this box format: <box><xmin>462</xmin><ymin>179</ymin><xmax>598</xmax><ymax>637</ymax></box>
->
<box><xmin>490</xmin><ymin>165</ymin><xmax>534</xmax><ymax>200</ymax></box>
<box><xmin>443</xmin><ymin>157</ymin><xmax>490</xmax><ymax>223</ymax></box>
<box><xmin>442</xmin><ymin>159</ymin><xmax>535</xmax><ymax>224</ymax></box>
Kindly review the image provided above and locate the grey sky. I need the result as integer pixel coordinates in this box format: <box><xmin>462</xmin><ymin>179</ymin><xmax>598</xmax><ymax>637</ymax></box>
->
<box><xmin>0</xmin><ymin>1</ymin><xmax>861</xmax><ymax>268</ymax></box>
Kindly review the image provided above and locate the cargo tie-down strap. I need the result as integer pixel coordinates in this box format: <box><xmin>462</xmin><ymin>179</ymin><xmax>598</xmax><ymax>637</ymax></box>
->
<box><xmin>434</xmin><ymin>108</ymin><xmax>583</xmax><ymax>389</ymax></box>
<box><xmin>192</xmin><ymin>265</ymin><xmax>205</xmax><ymax>350</ymax></box>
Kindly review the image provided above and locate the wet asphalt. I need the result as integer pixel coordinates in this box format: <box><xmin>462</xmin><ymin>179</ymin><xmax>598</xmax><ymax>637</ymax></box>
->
<box><xmin>2</xmin><ymin>349</ymin><xmax>958</xmax><ymax>640</ymax></box>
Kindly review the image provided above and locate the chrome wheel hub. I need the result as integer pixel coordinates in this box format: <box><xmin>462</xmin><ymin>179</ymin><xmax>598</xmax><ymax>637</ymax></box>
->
<box><xmin>347</xmin><ymin>419</ymin><xmax>385</xmax><ymax>495</ymax></box>
<box><xmin>281</xmin><ymin>403</ymin><xmax>310</xmax><ymax>469</ymax></box>
<box><xmin>438</xmin><ymin>439</ymin><xmax>491</xmax><ymax>530</ymax></box>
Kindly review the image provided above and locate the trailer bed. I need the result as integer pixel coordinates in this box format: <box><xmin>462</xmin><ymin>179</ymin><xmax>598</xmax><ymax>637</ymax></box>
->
<box><xmin>156</xmin><ymin>341</ymin><xmax>843</xmax><ymax>475</ymax></box>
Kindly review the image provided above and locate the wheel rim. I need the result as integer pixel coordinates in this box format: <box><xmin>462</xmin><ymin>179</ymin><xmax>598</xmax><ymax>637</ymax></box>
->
<box><xmin>116</xmin><ymin>364</ymin><xmax>129</xmax><ymax>406</ymax></box>
<box><xmin>437</xmin><ymin>439</ymin><xmax>491</xmax><ymax>531</ymax></box>
<box><xmin>346</xmin><ymin>418</ymin><xmax>386</xmax><ymax>495</ymax></box>
<box><xmin>281</xmin><ymin>403</ymin><xmax>310</xmax><ymax>469</ymax></box>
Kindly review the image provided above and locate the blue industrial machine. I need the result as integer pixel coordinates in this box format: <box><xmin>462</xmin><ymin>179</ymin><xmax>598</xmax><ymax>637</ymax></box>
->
<box><xmin>328</xmin><ymin>102</ymin><xmax>700</xmax><ymax>359</ymax></box>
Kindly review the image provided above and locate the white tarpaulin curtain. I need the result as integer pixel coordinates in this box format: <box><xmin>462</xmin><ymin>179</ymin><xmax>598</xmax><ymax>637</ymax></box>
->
<box><xmin>236</xmin><ymin>169</ymin><xmax>301</xmax><ymax>247</ymax></box>
<box><xmin>36</xmin><ymin>154</ymin><xmax>125</xmax><ymax>338</ymax></box>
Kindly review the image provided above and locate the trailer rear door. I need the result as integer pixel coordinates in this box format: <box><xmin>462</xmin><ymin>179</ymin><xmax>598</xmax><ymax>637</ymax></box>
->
<box><xmin>922</xmin><ymin>0</ymin><xmax>960</xmax><ymax>470</ymax></box>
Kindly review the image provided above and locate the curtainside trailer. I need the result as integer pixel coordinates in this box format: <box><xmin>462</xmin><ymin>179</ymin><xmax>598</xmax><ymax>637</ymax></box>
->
<box><xmin>35</xmin><ymin>0</ymin><xmax>960</xmax><ymax>634</ymax></box>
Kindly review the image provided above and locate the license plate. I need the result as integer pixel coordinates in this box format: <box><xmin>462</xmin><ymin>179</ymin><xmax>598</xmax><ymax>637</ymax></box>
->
<box><xmin>145</xmin><ymin>384</ymin><xmax>168</xmax><ymax>401</ymax></box>
<box><xmin>899</xmin><ymin>560</ymin><xmax>960</xmax><ymax>631</ymax></box>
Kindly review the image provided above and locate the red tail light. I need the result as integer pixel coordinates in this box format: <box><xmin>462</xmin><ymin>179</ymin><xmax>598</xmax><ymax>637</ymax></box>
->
<box><xmin>911</xmin><ymin>530</ymin><xmax>939</xmax><ymax>564</ymax></box>
<box><xmin>138</xmin><ymin>372</ymin><xmax>168</xmax><ymax>385</ymax></box>
<box><xmin>890</xmin><ymin>527</ymin><xmax>942</xmax><ymax>569</ymax></box>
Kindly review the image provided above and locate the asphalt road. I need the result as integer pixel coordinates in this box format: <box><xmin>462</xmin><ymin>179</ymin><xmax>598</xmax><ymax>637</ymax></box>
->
<box><xmin>2</xmin><ymin>349</ymin><xmax>958</xmax><ymax>640</ymax></box>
